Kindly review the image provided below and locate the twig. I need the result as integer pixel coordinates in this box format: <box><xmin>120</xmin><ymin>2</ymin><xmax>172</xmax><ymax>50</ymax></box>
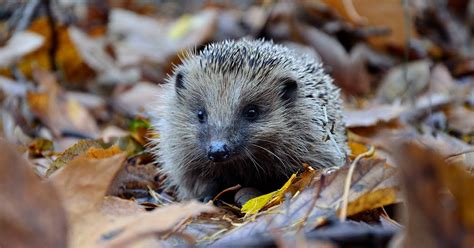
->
<box><xmin>445</xmin><ymin>149</ymin><xmax>474</xmax><ymax>160</ymax></box>
<box><xmin>339</xmin><ymin>146</ymin><xmax>375</xmax><ymax>221</ymax></box>
<box><xmin>296</xmin><ymin>174</ymin><xmax>325</xmax><ymax>232</ymax></box>
<box><xmin>212</xmin><ymin>184</ymin><xmax>242</xmax><ymax>202</ymax></box>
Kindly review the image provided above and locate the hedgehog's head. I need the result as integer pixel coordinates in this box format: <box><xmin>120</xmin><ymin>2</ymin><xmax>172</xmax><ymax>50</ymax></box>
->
<box><xmin>168</xmin><ymin>40</ymin><xmax>302</xmax><ymax>165</ymax></box>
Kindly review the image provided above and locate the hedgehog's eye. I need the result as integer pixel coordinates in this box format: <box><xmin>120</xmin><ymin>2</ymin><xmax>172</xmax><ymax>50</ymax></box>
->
<box><xmin>197</xmin><ymin>109</ymin><xmax>206</xmax><ymax>123</ymax></box>
<box><xmin>243</xmin><ymin>105</ymin><xmax>259</xmax><ymax>121</ymax></box>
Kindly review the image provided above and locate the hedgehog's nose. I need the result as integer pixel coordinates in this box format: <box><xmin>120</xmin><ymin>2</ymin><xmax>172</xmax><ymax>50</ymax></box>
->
<box><xmin>208</xmin><ymin>141</ymin><xmax>231</xmax><ymax>162</ymax></box>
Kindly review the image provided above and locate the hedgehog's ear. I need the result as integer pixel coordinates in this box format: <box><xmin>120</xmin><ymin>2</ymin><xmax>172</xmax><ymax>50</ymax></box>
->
<box><xmin>280</xmin><ymin>78</ymin><xmax>298</xmax><ymax>104</ymax></box>
<box><xmin>175</xmin><ymin>72</ymin><xmax>185</xmax><ymax>95</ymax></box>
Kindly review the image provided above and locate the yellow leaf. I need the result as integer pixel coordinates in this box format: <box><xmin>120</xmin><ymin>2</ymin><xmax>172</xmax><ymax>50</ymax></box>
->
<box><xmin>348</xmin><ymin>141</ymin><xmax>369</xmax><ymax>157</ymax></box>
<box><xmin>242</xmin><ymin>173</ymin><xmax>297</xmax><ymax>215</ymax></box>
<box><xmin>240</xmin><ymin>192</ymin><xmax>275</xmax><ymax>215</ymax></box>
<box><xmin>340</xmin><ymin>188</ymin><xmax>398</xmax><ymax>217</ymax></box>
<box><xmin>168</xmin><ymin>15</ymin><xmax>192</xmax><ymax>40</ymax></box>
<box><xmin>26</xmin><ymin>91</ymin><xmax>50</xmax><ymax>116</ymax></box>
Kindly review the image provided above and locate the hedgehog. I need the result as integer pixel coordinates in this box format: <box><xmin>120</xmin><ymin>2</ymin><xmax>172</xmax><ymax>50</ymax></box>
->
<box><xmin>149</xmin><ymin>39</ymin><xmax>348</xmax><ymax>200</ymax></box>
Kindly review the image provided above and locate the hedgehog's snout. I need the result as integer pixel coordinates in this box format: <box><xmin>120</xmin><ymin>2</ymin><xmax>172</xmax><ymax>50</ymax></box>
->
<box><xmin>207</xmin><ymin>140</ymin><xmax>231</xmax><ymax>162</ymax></box>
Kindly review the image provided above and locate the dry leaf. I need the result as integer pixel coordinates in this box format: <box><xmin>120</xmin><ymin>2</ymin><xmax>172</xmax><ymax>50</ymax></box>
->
<box><xmin>0</xmin><ymin>139</ymin><xmax>67</xmax><ymax>248</ymax></box>
<box><xmin>296</xmin><ymin>24</ymin><xmax>371</xmax><ymax>95</ymax></box>
<box><xmin>113</xmin><ymin>81</ymin><xmax>163</xmax><ymax>116</ymax></box>
<box><xmin>68</xmin><ymin>26</ymin><xmax>140</xmax><ymax>85</ymax></box>
<box><xmin>12</xmin><ymin>17</ymin><xmax>96</xmax><ymax>83</ymax></box>
<box><xmin>0</xmin><ymin>31</ymin><xmax>44</xmax><ymax>67</ymax></box>
<box><xmin>48</xmin><ymin>148</ymin><xmax>213</xmax><ymax>248</ymax></box>
<box><xmin>393</xmin><ymin>140</ymin><xmax>474</xmax><ymax>247</ymax></box>
<box><xmin>344</xmin><ymin>104</ymin><xmax>406</xmax><ymax>128</ymax></box>
<box><xmin>46</xmin><ymin>139</ymin><xmax>101</xmax><ymax>176</ymax></box>
<box><xmin>108</xmin><ymin>8</ymin><xmax>217</xmax><ymax>67</ymax></box>
<box><xmin>446</xmin><ymin>105</ymin><xmax>474</xmax><ymax>134</ymax></box>
<box><xmin>321</xmin><ymin>0</ymin><xmax>417</xmax><ymax>49</ymax></box>
<box><xmin>211</xmin><ymin>157</ymin><xmax>399</xmax><ymax>246</ymax></box>
<box><xmin>49</xmin><ymin>153</ymin><xmax>126</xmax><ymax>220</ymax></box>
<box><xmin>376</xmin><ymin>60</ymin><xmax>431</xmax><ymax>103</ymax></box>
<box><xmin>27</xmin><ymin>70</ymin><xmax>99</xmax><ymax>138</ymax></box>
<box><xmin>241</xmin><ymin>173</ymin><xmax>296</xmax><ymax>216</ymax></box>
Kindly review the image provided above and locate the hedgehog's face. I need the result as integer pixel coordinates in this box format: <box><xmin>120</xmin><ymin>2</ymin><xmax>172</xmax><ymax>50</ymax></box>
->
<box><xmin>171</xmin><ymin>62</ymin><xmax>298</xmax><ymax>165</ymax></box>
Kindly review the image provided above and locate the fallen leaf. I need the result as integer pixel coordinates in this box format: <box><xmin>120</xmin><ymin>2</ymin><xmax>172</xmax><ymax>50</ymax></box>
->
<box><xmin>0</xmin><ymin>139</ymin><xmax>67</xmax><ymax>248</ymax></box>
<box><xmin>344</xmin><ymin>104</ymin><xmax>406</xmax><ymax>128</ymax></box>
<box><xmin>321</xmin><ymin>0</ymin><xmax>417</xmax><ymax>49</ymax></box>
<box><xmin>392</xmin><ymin>140</ymin><xmax>474</xmax><ymax>247</ymax></box>
<box><xmin>342</xmin><ymin>187</ymin><xmax>398</xmax><ymax>217</ymax></box>
<box><xmin>0</xmin><ymin>31</ymin><xmax>44</xmax><ymax>67</ymax></box>
<box><xmin>108</xmin><ymin>8</ymin><xmax>217</xmax><ymax>69</ymax></box>
<box><xmin>27</xmin><ymin>137</ymin><xmax>54</xmax><ymax>157</ymax></box>
<box><xmin>113</xmin><ymin>81</ymin><xmax>163</xmax><ymax>116</ymax></box>
<box><xmin>27</xmin><ymin>70</ymin><xmax>99</xmax><ymax>138</ymax></box>
<box><xmin>12</xmin><ymin>17</ymin><xmax>97</xmax><ymax>84</ymax></box>
<box><xmin>46</xmin><ymin>139</ymin><xmax>101</xmax><ymax>176</ymax></box>
<box><xmin>0</xmin><ymin>75</ymin><xmax>31</xmax><ymax>97</ymax></box>
<box><xmin>209</xmin><ymin>157</ymin><xmax>399</xmax><ymax>246</ymax></box>
<box><xmin>376</xmin><ymin>60</ymin><xmax>431</xmax><ymax>103</ymax></box>
<box><xmin>99</xmin><ymin>201</ymin><xmax>215</xmax><ymax>248</ymax></box>
<box><xmin>69</xmin><ymin>26</ymin><xmax>140</xmax><ymax>85</ymax></box>
<box><xmin>241</xmin><ymin>173</ymin><xmax>296</xmax><ymax>216</ymax></box>
<box><xmin>296</xmin><ymin>24</ymin><xmax>371</xmax><ymax>95</ymax></box>
<box><xmin>48</xmin><ymin>147</ymin><xmax>213</xmax><ymax>248</ymax></box>
<box><xmin>49</xmin><ymin>153</ymin><xmax>127</xmax><ymax>220</ymax></box>
<box><xmin>446</xmin><ymin>105</ymin><xmax>474</xmax><ymax>134</ymax></box>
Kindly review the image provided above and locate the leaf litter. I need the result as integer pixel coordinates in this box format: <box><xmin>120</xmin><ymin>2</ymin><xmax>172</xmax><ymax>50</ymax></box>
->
<box><xmin>1</xmin><ymin>1</ymin><xmax>474</xmax><ymax>247</ymax></box>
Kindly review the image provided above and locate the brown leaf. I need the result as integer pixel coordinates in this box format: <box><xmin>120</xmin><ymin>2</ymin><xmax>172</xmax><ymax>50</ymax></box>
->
<box><xmin>296</xmin><ymin>24</ymin><xmax>371</xmax><ymax>95</ymax></box>
<box><xmin>27</xmin><ymin>70</ymin><xmax>99</xmax><ymax>138</ymax></box>
<box><xmin>15</xmin><ymin>17</ymin><xmax>97</xmax><ymax>84</ymax></box>
<box><xmin>0</xmin><ymin>139</ymin><xmax>67</xmax><ymax>248</ymax></box>
<box><xmin>376</xmin><ymin>60</ymin><xmax>431</xmax><ymax>103</ymax></box>
<box><xmin>209</xmin><ymin>157</ymin><xmax>399</xmax><ymax>245</ymax></box>
<box><xmin>113</xmin><ymin>81</ymin><xmax>163</xmax><ymax>116</ymax></box>
<box><xmin>68</xmin><ymin>26</ymin><xmax>140</xmax><ymax>85</ymax></box>
<box><xmin>47</xmin><ymin>148</ymin><xmax>214</xmax><ymax>247</ymax></box>
<box><xmin>46</xmin><ymin>139</ymin><xmax>101</xmax><ymax>176</ymax></box>
<box><xmin>108</xmin><ymin>8</ymin><xmax>217</xmax><ymax>68</ymax></box>
<box><xmin>321</xmin><ymin>0</ymin><xmax>417</xmax><ymax>49</ymax></box>
<box><xmin>107</xmin><ymin>158</ymin><xmax>161</xmax><ymax>199</ymax></box>
<box><xmin>392</xmin><ymin>140</ymin><xmax>474</xmax><ymax>247</ymax></box>
<box><xmin>99</xmin><ymin>201</ymin><xmax>215</xmax><ymax>248</ymax></box>
<box><xmin>49</xmin><ymin>153</ymin><xmax>126</xmax><ymax>220</ymax></box>
<box><xmin>447</xmin><ymin>105</ymin><xmax>474</xmax><ymax>134</ymax></box>
<box><xmin>344</xmin><ymin>104</ymin><xmax>406</xmax><ymax>128</ymax></box>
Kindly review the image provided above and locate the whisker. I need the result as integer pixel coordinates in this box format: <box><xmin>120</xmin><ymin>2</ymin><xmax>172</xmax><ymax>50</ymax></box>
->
<box><xmin>250</xmin><ymin>143</ymin><xmax>287</xmax><ymax>169</ymax></box>
<box><xmin>243</xmin><ymin>146</ymin><xmax>264</xmax><ymax>178</ymax></box>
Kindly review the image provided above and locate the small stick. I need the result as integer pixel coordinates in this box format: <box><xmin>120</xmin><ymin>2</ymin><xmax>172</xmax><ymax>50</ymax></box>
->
<box><xmin>212</xmin><ymin>184</ymin><xmax>242</xmax><ymax>202</ymax></box>
<box><xmin>339</xmin><ymin>146</ymin><xmax>375</xmax><ymax>221</ymax></box>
